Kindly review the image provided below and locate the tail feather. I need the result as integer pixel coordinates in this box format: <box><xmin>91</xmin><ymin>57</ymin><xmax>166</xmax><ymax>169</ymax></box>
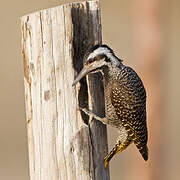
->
<box><xmin>139</xmin><ymin>145</ymin><xmax>148</xmax><ymax>161</ymax></box>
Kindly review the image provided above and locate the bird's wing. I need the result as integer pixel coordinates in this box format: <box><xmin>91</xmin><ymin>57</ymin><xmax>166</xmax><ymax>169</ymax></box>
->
<box><xmin>110</xmin><ymin>73</ymin><xmax>148</xmax><ymax>146</ymax></box>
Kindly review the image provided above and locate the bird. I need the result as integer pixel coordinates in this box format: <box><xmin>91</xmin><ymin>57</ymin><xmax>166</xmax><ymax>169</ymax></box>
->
<box><xmin>72</xmin><ymin>44</ymin><xmax>148</xmax><ymax>168</ymax></box>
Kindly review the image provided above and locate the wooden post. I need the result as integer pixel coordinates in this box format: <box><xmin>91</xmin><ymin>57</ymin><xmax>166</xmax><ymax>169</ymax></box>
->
<box><xmin>20</xmin><ymin>1</ymin><xmax>110</xmax><ymax>180</ymax></box>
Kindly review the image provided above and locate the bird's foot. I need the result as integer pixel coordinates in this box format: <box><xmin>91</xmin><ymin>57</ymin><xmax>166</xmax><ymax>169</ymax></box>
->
<box><xmin>80</xmin><ymin>108</ymin><xmax>94</xmax><ymax>123</ymax></box>
<box><xmin>79</xmin><ymin>108</ymin><xmax>107</xmax><ymax>125</ymax></box>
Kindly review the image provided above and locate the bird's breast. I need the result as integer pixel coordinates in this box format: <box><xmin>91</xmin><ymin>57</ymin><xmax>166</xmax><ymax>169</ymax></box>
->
<box><xmin>104</xmin><ymin>77</ymin><xmax>122</xmax><ymax>127</ymax></box>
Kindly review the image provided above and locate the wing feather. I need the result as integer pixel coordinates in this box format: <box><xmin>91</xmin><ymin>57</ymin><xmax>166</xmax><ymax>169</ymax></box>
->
<box><xmin>110</xmin><ymin>67</ymin><xmax>148</xmax><ymax>146</ymax></box>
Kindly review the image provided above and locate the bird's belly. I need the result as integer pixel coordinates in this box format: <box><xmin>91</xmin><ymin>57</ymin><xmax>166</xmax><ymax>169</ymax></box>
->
<box><xmin>105</xmin><ymin>97</ymin><xmax>118</xmax><ymax>120</ymax></box>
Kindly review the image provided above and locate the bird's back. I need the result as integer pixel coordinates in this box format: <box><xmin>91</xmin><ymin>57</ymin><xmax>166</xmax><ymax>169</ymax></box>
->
<box><xmin>103</xmin><ymin>65</ymin><xmax>148</xmax><ymax>160</ymax></box>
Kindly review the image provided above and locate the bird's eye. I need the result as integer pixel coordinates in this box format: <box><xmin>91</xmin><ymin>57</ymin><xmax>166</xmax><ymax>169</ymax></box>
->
<box><xmin>88</xmin><ymin>58</ymin><xmax>94</xmax><ymax>64</ymax></box>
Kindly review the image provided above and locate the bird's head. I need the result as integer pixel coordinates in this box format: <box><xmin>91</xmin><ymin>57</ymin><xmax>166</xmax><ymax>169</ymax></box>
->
<box><xmin>72</xmin><ymin>44</ymin><xmax>122</xmax><ymax>86</ymax></box>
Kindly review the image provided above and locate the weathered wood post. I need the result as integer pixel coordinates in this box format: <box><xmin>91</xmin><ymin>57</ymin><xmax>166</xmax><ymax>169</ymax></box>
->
<box><xmin>20</xmin><ymin>0</ymin><xmax>110</xmax><ymax>179</ymax></box>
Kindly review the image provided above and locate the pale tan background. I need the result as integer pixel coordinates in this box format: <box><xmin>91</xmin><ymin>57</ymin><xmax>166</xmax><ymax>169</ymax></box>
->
<box><xmin>0</xmin><ymin>0</ymin><xmax>179</xmax><ymax>179</ymax></box>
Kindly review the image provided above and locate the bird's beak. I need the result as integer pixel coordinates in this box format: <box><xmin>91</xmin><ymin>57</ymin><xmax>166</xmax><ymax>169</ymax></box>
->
<box><xmin>72</xmin><ymin>65</ymin><xmax>91</xmax><ymax>86</ymax></box>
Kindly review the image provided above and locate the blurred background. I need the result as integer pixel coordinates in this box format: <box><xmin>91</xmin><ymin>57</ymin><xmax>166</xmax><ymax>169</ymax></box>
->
<box><xmin>0</xmin><ymin>0</ymin><xmax>179</xmax><ymax>179</ymax></box>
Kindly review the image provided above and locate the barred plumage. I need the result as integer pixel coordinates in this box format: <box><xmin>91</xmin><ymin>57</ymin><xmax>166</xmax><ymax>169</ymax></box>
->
<box><xmin>107</xmin><ymin>66</ymin><xmax>148</xmax><ymax>161</ymax></box>
<box><xmin>73</xmin><ymin>44</ymin><xmax>149</xmax><ymax>168</ymax></box>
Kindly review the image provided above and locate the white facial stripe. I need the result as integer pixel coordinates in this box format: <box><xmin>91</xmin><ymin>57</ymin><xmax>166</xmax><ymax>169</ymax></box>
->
<box><xmin>88</xmin><ymin>47</ymin><xmax>108</xmax><ymax>59</ymax></box>
<box><xmin>88</xmin><ymin>47</ymin><xmax>120</xmax><ymax>66</ymax></box>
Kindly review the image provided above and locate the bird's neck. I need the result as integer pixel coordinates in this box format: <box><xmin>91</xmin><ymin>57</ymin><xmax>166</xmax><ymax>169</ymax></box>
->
<box><xmin>102</xmin><ymin>63</ymin><xmax>124</xmax><ymax>86</ymax></box>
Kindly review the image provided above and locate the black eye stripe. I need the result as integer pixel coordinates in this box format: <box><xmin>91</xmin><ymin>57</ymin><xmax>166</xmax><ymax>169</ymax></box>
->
<box><xmin>97</xmin><ymin>54</ymin><xmax>106</xmax><ymax>60</ymax></box>
<box><xmin>97</xmin><ymin>54</ymin><xmax>110</xmax><ymax>62</ymax></box>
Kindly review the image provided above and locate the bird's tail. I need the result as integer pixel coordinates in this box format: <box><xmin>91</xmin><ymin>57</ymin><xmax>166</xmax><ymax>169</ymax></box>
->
<box><xmin>138</xmin><ymin>145</ymin><xmax>148</xmax><ymax>161</ymax></box>
<box><xmin>135</xmin><ymin>139</ymin><xmax>148</xmax><ymax>161</ymax></box>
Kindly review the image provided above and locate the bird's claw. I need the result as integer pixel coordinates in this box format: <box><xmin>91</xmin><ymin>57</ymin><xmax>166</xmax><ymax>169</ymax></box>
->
<box><xmin>78</xmin><ymin>108</ymin><xmax>94</xmax><ymax>123</ymax></box>
<box><xmin>80</xmin><ymin>108</ymin><xmax>92</xmax><ymax>116</ymax></box>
